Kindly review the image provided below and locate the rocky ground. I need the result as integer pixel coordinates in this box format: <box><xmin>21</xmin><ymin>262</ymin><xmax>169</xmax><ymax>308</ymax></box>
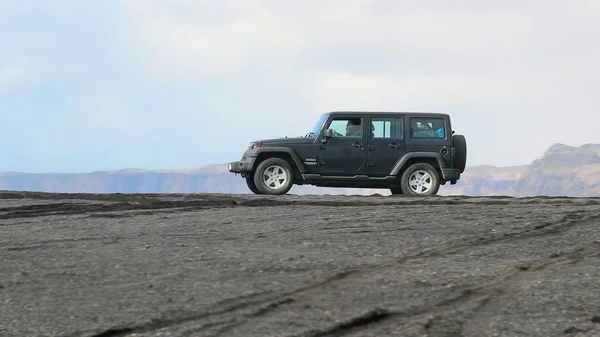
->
<box><xmin>1</xmin><ymin>190</ymin><xmax>600</xmax><ymax>337</ymax></box>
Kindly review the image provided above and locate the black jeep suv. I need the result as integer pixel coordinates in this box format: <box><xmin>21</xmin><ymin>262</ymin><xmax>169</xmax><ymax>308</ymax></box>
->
<box><xmin>228</xmin><ymin>111</ymin><xmax>467</xmax><ymax>196</ymax></box>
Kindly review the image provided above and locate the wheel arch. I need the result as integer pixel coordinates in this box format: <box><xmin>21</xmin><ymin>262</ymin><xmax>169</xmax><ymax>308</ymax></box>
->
<box><xmin>252</xmin><ymin>148</ymin><xmax>305</xmax><ymax>182</ymax></box>
<box><xmin>390</xmin><ymin>152</ymin><xmax>444</xmax><ymax>182</ymax></box>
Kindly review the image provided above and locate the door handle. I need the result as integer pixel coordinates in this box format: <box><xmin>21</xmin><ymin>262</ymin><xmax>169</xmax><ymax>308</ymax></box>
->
<box><xmin>352</xmin><ymin>142</ymin><xmax>361</xmax><ymax>148</ymax></box>
<box><xmin>389</xmin><ymin>143</ymin><xmax>398</xmax><ymax>148</ymax></box>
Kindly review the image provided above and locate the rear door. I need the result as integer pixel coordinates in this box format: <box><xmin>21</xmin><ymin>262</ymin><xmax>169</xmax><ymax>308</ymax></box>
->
<box><xmin>365</xmin><ymin>115</ymin><xmax>406</xmax><ymax>176</ymax></box>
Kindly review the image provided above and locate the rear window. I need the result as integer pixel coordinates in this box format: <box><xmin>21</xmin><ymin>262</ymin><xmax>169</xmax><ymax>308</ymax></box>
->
<box><xmin>409</xmin><ymin>117</ymin><xmax>446</xmax><ymax>139</ymax></box>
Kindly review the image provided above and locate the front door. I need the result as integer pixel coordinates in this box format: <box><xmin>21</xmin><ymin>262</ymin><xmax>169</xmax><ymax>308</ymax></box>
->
<box><xmin>316</xmin><ymin>115</ymin><xmax>367</xmax><ymax>176</ymax></box>
<box><xmin>365</xmin><ymin>116</ymin><xmax>406</xmax><ymax>176</ymax></box>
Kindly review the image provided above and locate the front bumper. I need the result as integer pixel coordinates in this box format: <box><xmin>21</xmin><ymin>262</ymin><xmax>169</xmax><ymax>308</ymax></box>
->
<box><xmin>228</xmin><ymin>158</ymin><xmax>255</xmax><ymax>174</ymax></box>
<box><xmin>441</xmin><ymin>168</ymin><xmax>461</xmax><ymax>182</ymax></box>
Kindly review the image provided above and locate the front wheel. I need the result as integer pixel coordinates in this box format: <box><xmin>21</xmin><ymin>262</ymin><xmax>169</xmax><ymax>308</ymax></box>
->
<box><xmin>400</xmin><ymin>163</ymin><xmax>440</xmax><ymax>196</ymax></box>
<box><xmin>253</xmin><ymin>158</ymin><xmax>294</xmax><ymax>195</ymax></box>
<box><xmin>245</xmin><ymin>176</ymin><xmax>261</xmax><ymax>194</ymax></box>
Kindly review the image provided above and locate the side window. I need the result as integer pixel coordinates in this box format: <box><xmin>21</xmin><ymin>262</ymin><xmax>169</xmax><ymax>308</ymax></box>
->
<box><xmin>410</xmin><ymin>117</ymin><xmax>446</xmax><ymax>139</ymax></box>
<box><xmin>371</xmin><ymin>118</ymin><xmax>392</xmax><ymax>138</ymax></box>
<box><xmin>371</xmin><ymin>117</ymin><xmax>403</xmax><ymax>139</ymax></box>
<box><xmin>327</xmin><ymin>117</ymin><xmax>362</xmax><ymax>137</ymax></box>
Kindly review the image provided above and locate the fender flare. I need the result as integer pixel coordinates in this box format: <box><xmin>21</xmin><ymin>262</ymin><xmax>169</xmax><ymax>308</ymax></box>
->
<box><xmin>389</xmin><ymin>152</ymin><xmax>445</xmax><ymax>176</ymax></box>
<box><xmin>252</xmin><ymin>147</ymin><xmax>307</xmax><ymax>173</ymax></box>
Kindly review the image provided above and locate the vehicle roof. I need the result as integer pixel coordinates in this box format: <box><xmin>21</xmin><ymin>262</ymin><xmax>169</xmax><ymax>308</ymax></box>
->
<box><xmin>326</xmin><ymin>111</ymin><xmax>450</xmax><ymax>117</ymax></box>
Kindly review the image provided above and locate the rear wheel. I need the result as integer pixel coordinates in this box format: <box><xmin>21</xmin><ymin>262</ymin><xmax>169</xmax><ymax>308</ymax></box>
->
<box><xmin>245</xmin><ymin>176</ymin><xmax>261</xmax><ymax>194</ymax></box>
<box><xmin>400</xmin><ymin>163</ymin><xmax>440</xmax><ymax>196</ymax></box>
<box><xmin>253</xmin><ymin>158</ymin><xmax>294</xmax><ymax>195</ymax></box>
<box><xmin>390</xmin><ymin>187</ymin><xmax>403</xmax><ymax>195</ymax></box>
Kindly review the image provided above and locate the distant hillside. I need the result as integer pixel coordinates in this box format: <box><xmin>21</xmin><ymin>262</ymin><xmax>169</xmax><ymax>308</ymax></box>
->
<box><xmin>1</xmin><ymin>143</ymin><xmax>599</xmax><ymax>196</ymax></box>
<box><xmin>441</xmin><ymin>143</ymin><xmax>600</xmax><ymax>197</ymax></box>
<box><xmin>0</xmin><ymin>165</ymin><xmax>244</xmax><ymax>194</ymax></box>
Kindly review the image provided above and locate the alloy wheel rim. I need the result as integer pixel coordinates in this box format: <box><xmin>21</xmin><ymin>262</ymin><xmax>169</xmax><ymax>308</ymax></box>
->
<box><xmin>262</xmin><ymin>165</ymin><xmax>288</xmax><ymax>189</ymax></box>
<box><xmin>408</xmin><ymin>170</ymin><xmax>433</xmax><ymax>194</ymax></box>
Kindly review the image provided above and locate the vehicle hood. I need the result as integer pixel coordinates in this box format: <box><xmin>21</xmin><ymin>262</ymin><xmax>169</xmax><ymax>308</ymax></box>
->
<box><xmin>254</xmin><ymin>136</ymin><xmax>315</xmax><ymax>146</ymax></box>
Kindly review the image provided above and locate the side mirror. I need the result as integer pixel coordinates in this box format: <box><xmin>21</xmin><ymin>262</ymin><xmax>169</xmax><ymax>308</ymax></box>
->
<box><xmin>321</xmin><ymin>128</ymin><xmax>334</xmax><ymax>143</ymax></box>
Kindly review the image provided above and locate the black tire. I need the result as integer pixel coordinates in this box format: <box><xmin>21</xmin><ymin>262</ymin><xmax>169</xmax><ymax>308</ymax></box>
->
<box><xmin>400</xmin><ymin>163</ymin><xmax>440</xmax><ymax>196</ymax></box>
<box><xmin>253</xmin><ymin>158</ymin><xmax>294</xmax><ymax>195</ymax></box>
<box><xmin>245</xmin><ymin>176</ymin><xmax>261</xmax><ymax>194</ymax></box>
<box><xmin>453</xmin><ymin>134</ymin><xmax>467</xmax><ymax>173</ymax></box>
<box><xmin>390</xmin><ymin>187</ymin><xmax>403</xmax><ymax>195</ymax></box>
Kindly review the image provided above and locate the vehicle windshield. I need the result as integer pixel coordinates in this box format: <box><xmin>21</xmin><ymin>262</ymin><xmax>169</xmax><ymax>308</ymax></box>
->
<box><xmin>305</xmin><ymin>113</ymin><xmax>329</xmax><ymax>137</ymax></box>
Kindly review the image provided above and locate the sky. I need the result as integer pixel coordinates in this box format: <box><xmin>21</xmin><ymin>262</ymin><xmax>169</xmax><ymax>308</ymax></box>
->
<box><xmin>1</xmin><ymin>0</ymin><xmax>599</xmax><ymax>173</ymax></box>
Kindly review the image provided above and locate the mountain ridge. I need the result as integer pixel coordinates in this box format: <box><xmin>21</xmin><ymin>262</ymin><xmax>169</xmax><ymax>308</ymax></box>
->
<box><xmin>1</xmin><ymin>143</ymin><xmax>599</xmax><ymax>196</ymax></box>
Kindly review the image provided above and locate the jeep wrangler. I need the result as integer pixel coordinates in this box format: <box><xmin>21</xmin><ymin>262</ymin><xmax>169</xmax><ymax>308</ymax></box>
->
<box><xmin>228</xmin><ymin>111</ymin><xmax>467</xmax><ymax>196</ymax></box>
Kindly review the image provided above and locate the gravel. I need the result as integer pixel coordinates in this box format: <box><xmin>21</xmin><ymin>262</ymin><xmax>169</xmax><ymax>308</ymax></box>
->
<box><xmin>1</xmin><ymin>191</ymin><xmax>600</xmax><ymax>337</ymax></box>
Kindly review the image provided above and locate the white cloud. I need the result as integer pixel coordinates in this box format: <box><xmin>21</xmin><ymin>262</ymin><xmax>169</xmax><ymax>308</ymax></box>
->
<box><xmin>119</xmin><ymin>1</ymin><xmax>600</xmax><ymax>75</ymax></box>
<box><xmin>117</xmin><ymin>0</ymin><xmax>303</xmax><ymax>77</ymax></box>
<box><xmin>309</xmin><ymin>72</ymin><xmax>523</xmax><ymax>111</ymax></box>
<box><xmin>114</xmin><ymin>0</ymin><xmax>600</xmax><ymax>167</ymax></box>
<box><xmin>116</xmin><ymin>1</ymin><xmax>549</xmax><ymax>78</ymax></box>
<box><xmin>2</xmin><ymin>0</ymin><xmax>587</xmax><ymax>170</ymax></box>
<box><xmin>0</xmin><ymin>65</ymin><xmax>29</xmax><ymax>84</ymax></box>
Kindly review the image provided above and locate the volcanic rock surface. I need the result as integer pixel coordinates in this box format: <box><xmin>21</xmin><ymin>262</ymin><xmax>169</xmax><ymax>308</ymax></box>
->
<box><xmin>1</xmin><ymin>191</ymin><xmax>600</xmax><ymax>337</ymax></box>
